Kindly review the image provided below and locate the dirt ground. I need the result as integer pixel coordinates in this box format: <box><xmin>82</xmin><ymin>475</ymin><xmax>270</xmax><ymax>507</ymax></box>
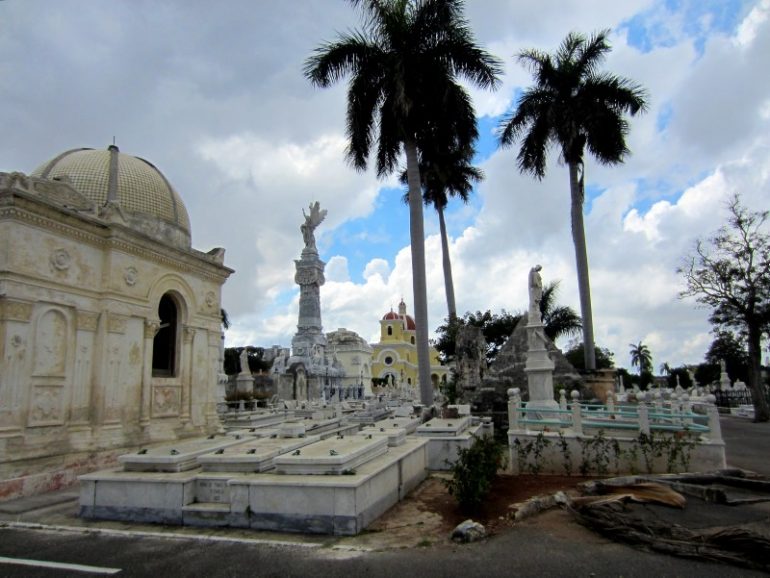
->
<box><xmin>342</xmin><ymin>473</ymin><xmax>593</xmax><ymax>550</ymax></box>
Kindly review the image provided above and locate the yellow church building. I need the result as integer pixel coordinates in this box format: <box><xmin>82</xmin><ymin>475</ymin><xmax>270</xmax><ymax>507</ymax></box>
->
<box><xmin>371</xmin><ymin>299</ymin><xmax>447</xmax><ymax>393</ymax></box>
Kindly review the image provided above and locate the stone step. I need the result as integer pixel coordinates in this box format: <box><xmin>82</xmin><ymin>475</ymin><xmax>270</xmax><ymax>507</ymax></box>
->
<box><xmin>181</xmin><ymin>501</ymin><xmax>233</xmax><ymax>528</ymax></box>
<box><xmin>182</xmin><ymin>502</ymin><xmax>231</xmax><ymax>513</ymax></box>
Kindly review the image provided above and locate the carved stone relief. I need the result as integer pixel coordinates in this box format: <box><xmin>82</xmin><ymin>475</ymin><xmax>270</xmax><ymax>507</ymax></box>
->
<box><xmin>49</xmin><ymin>248</ymin><xmax>72</xmax><ymax>272</ymax></box>
<box><xmin>183</xmin><ymin>325</ymin><xmax>196</xmax><ymax>344</ymax></box>
<box><xmin>145</xmin><ymin>319</ymin><xmax>161</xmax><ymax>339</ymax></box>
<box><xmin>32</xmin><ymin>179</ymin><xmax>95</xmax><ymax>212</ymax></box>
<box><xmin>0</xmin><ymin>299</ymin><xmax>33</xmax><ymax>322</ymax></box>
<box><xmin>76</xmin><ymin>311</ymin><xmax>99</xmax><ymax>331</ymax></box>
<box><xmin>106</xmin><ymin>313</ymin><xmax>128</xmax><ymax>334</ymax></box>
<box><xmin>29</xmin><ymin>386</ymin><xmax>64</xmax><ymax>426</ymax></box>
<box><xmin>33</xmin><ymin>309</ymin><xmax>68</xmax><ymax>377</ymax></box>
<box><xmin>152</xmin><ymin>385</ymin><xmax>181</xmax><ymax>417</ymax></box>
<box><xmin>123</xmin><ymin>266</ymin><xmax>138</xmax><ymax>287</ymax></box>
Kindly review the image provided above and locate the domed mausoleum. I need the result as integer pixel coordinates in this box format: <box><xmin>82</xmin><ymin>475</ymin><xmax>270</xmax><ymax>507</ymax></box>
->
<box><xmin>0</xmin><ymin>146</ymin><xmax>233</xmax><ymax>501</ymax></box>
<box><xmin>31</xmin><ymin>146</ymin><xmax>192</xmax><ymax>248</ymax></box>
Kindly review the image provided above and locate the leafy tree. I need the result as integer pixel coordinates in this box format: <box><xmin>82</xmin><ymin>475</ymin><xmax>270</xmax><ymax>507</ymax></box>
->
<box><xmin>435</xmin><ymin>279</ymin><xmax>580</xmax><ymax>364</ymax></box>
<box><xmin>434</xmin><ymin>309</ymin><xmax>521</xmax><ymax>364</ymax></box>
<box><xmin>616</xmin><ymin>366</ymin><xmax>632</xmax><ymax>388</ymax></box>
<box><xmin>564</xmin><ymin>341</ymin><xmax>614</xmax><ymax>371</ymax></box>
<box><xmin>705</xmin><ymin>330</ymin><xmax>749</xmax><ymax>384</ymax></box>
<box><xmin>498</xmin><ymin>30</ymin><xmax>648</xmax><ymax>370</ymax></box>
<box><xmin>629</xmin><ymin>341</ymin><xmax>653</xmax><ymax>375</ymax></box>
<box><xmin>305</xmin><ymin>0</ymin><xmax>500</xmax><ymax>405</ymax></box>
<box><xmin>694</xmin><ymin>363</ymin><xmax>719</xmax><ymax>389</ymax></box>
<box><xmin>679</xmin><ymin>195</ymin><xmax>770</xmax><ymax>421</ymax></box>
<box><xmin>666</xmin><ymin>366</ymin><xmax>693</xmax><ymax>389</ymax></box>
<box><xmin>401</xmin><ymin>141</ymin><xmax>482</xmax><ymax>322</ymax></box>
<box><xmin>540</xmin><ymin>281</ymin><xmax>582</xmax><ymax>342</ymax></box>
<box><xmin>224</xmin><ymin>346</ymin><xmax>272</xmax><ymax>376</ymax></box>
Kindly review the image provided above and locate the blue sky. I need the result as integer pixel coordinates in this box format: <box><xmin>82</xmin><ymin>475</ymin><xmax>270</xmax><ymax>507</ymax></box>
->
<box><xmin>1</xmin><ymin>0</ymin><xmax>768</xmax><ymax>370</ymax></box>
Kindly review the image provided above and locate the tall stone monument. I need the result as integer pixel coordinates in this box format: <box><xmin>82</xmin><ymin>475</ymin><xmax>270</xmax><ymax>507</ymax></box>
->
<box><xmin>525</xmin><ymin>265</ymin><xmax>558</xmax><ymax>410</ymax></box>
<box><xmin>293</xmin><ymin>202</ymin><xmax>328</xmax><ymax>360</ymax></box>
<box><xmin>272</xmin><ymin>202</ymin><xmax>343</xmax><ymax>401</ymax></box>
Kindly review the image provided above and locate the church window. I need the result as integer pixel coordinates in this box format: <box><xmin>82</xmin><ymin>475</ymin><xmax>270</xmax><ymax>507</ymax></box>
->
<box><xmin>384</xmin><ymin>355</ymin><xmax>393</xmax><ymax>366</ymax></box>
<box><xmin>152</xmin><ymin>293</ymin><xmax>179</xmax><ymax>377</ymax></box>
<box><xmin>387</xmin><ymin>326</ymin><xmax>393</xmax><ymax>336</ymax></box>
<box><xmin>410</xmin><ymin>336</ymin><xmax>415</xmax><ymax>345</ymax></box>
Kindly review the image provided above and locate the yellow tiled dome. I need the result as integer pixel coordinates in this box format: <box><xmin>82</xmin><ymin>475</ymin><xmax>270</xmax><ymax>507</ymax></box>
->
<box><xmin>31</xmin><ymin>146</ymin><xmax>191</xmax><ymax>235</ymax></box>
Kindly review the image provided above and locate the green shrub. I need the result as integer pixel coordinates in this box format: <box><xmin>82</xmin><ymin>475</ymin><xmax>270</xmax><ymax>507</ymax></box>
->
<box><xmin>443</xmin><ymin>435</ymin><xmax>505</xmax><ymax>511</ymax></box>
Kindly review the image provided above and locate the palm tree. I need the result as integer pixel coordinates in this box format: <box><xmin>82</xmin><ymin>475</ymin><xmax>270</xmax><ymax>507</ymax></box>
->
<box><xmin>659</xmin><ymin>361</ymin><xmax>671</xmax><ymax>376</ymax></box>
<box><xmin>401</xmin><ymin>142</ymin><xmax>483</xmax><ymax>322</ymax></box>
<box><xmin>629</xmin><ymin>341</ymin><xmax>652</xmax><ymax>376</ymax></box>
<box><xmin>499</xmin><ymin>30</ymin><xmax>648</xmax><ymax>371</ymax></box>
<box><xmin>539</xmin><ymin>280</ymin><xmax>582</xmax><ymax>342</ymax></box>
<box><xmin>305</xmin><ymin>0</ymin><xmax>500</xmax><ymax>405</ymax></box>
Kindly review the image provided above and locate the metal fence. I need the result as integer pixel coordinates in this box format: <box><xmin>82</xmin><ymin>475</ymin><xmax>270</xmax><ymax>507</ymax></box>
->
<box><xmin>713</xmin><ymin>389</ymin><xmax>754</xmax><ymax>408</ymax></box>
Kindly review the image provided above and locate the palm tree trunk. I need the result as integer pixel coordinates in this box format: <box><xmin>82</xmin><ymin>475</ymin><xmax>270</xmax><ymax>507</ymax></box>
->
<box><xmin>747</xmin><ymin>324</ymin><xmax>769</xmax><ymax>422</ymax></box>
<box><xmin>437</xmin><ymin>204</ymin><xmax>457</xmax><ymax>321</ymax></box>
<box><xmin>569</xmin><ymin>161</ymin><xmax>596</xmax><ymax>371</ymax></box>
<box><xmin>404</xmin><ymin>138</ymin><xmax>434</xmax><ymax>406</ymax></box>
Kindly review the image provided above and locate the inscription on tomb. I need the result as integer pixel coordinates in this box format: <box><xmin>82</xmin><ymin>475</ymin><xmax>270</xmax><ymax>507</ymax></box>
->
<box><xmin>196</xmin><ymin>479</ymin><xmax>228</xmax><ymax>503</ymax></box>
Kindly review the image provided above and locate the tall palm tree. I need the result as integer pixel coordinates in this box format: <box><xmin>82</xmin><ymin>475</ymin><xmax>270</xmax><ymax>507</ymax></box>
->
<box><xmin>499</xmin><ymin>30</ymin><xmax>648</xmax><ymax>371</ymax></box>
<box><xmin>629</xmin><ymin>341</ymin><xmax>652</xmax><ymax>376</ymax></box>
<box><xmin>401</xmin><ymin>142</ymin><xmax>483</xmax><ymax>322</ymax></box>
<box><xmin>539</xmin><ymin>280</ymin><xmax>582</xmax><ymax>342</ymax></box>
<box><xmin>305</xmin><ymin>0</ymin><xmax>500</xmax><ymax>405</ymax></box>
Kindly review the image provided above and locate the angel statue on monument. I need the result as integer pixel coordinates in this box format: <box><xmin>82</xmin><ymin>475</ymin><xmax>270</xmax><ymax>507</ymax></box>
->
<box><xmin>301</xmin><ymin>201</ymin><xmax>327</xmax><ymax>250</ymax></box>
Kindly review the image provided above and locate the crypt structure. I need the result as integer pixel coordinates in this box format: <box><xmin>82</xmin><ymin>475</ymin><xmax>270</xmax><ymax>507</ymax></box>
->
<box><xmin>0</xmin><ymin>146</ymin><xmax>232</xmax><ymax>500</ymax></box>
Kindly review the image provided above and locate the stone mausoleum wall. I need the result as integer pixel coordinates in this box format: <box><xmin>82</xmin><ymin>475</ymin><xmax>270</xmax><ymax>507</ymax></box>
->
<box><xmin>0</xmin><ymin>158</ymin><xmax>232</xmax><ymax>501</ymax></box>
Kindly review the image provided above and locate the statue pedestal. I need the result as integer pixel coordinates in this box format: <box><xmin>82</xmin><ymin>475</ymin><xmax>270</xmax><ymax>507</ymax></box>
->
<box><xmin>236</xmin><ymin>374</ymin><xmax>254</xmax><ymax>395</ymax></box>
<box><xmin>525</xmin><ymin>321</ymin><xmax>558</xmax><ymax>410</ymax></box>
<box><xmin>583</xmin><ymin>369</ymin><xmax>615</xmax><ymax>403</ymax></box>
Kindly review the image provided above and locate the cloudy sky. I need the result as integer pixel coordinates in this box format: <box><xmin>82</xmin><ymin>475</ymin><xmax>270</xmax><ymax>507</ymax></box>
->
<box><xmin>2</xmin><ymin>0</ymin><xmax>769</xmax><ymax>371</ymax></box>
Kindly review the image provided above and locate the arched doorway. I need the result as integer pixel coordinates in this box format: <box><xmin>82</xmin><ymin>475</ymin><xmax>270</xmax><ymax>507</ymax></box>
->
<box><xmin>152</xmin><ymin>293</ymin><xmax>179</xmax><ymax>377</ymax></box>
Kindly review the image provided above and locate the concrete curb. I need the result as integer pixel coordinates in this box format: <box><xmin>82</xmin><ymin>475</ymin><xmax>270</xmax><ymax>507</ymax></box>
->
<box><xmin>0</xmin><ymin>520</ymin><xmax>323</xmax><ymax>549</ymax></box>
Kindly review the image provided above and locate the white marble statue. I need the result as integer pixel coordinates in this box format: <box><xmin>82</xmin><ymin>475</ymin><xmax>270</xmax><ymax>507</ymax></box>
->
<box><xmin>528</xmin><ymin>264</ymin><xmax>543</xmax><ymax>323</ymax></box>
<box><xmin>239</xmin><ymin>349</ymin><xmax>250</xmax><ymax>375</ymax></box>
<box><xmin>301</xmin><ymin>201</ymin><xmax>327</xmax><ymax>250</ymax></box>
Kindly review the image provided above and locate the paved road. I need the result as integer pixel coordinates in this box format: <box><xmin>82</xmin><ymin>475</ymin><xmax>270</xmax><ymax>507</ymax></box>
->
<box><xmin>720</xmin><ymin>414</ymin><xmax>770</xmax><ymax>475</ymax></box>
<box><xmin>0</xmin><ymin>521</ymin><xmax>764</xmax><ymax>578</ymax></box>
<box><xmin>0</xmin><ymin>414</ymin><xmax>767</xmax><ymax>577</ymax></box>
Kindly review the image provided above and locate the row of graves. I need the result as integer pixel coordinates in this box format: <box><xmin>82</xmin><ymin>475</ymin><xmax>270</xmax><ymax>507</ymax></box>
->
<box><xmin>79</xmin><ymin>398</ymin><xmax>493</xmax><ymax>535</ymax></box>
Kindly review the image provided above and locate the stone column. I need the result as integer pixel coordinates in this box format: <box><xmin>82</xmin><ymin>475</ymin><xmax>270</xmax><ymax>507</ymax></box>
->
<box><xmin>180</xmin><ymin>325</ymin><xmax>195</xmax><ymax>426</ymax></box>
<box><xmin>140</xmin><ymin>320</ymin><xmax>160</xmax><ymax>428</ymax></box>
<box><xmin>291</xmin><ymin>251</ymin><xmax>327</xmax><ymax>359</ymax></box>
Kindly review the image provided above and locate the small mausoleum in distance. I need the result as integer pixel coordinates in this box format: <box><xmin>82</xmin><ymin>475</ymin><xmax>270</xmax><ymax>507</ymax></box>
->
<box><xmin>0</xmin><ymin>145</ymin><xmax>233</xmax><ymax>500</ymax></box>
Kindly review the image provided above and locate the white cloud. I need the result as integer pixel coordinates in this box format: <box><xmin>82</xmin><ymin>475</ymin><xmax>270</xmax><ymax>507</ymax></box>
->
<box><xmin>325</xmin><ymin>256</ymin><xmax>351</xmax><ymax>283</ymax></box>
<box><xmin>363</xmin><ymin>258</ymin><xmax>391</xmax><ymax>282</ymax></box>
